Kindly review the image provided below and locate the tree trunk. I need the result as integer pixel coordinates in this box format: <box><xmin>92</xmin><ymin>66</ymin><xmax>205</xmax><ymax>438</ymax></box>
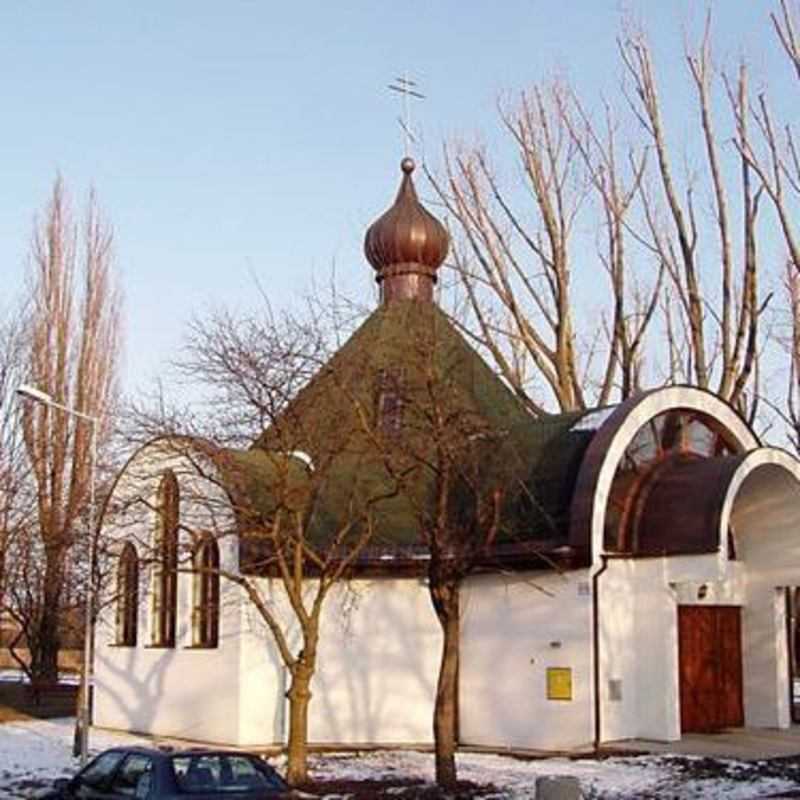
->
<box><xmin>285</xmin><ymin>664</ymin><xmax>313</xmax><ymax>786</ymax></box>
<box><xmin>431</xmin><ymin>579</ymin><xmax>460</xmax><ymax>788</ymax></box>
<box><xmin>30</xmin><ymin>619</ymin><xmax>60</xmax><ymax>682</ymax></box>
<box><xmin>30</xmin><ymin>567</ymin><xmax>62</xmax><ymax>683</ymax></box>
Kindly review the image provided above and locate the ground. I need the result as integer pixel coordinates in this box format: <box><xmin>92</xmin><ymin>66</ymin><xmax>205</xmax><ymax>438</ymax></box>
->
<box><xmin>3</xmin><ymin>718</ymin><xmax>800</xmax><ymax>799</ymax></box>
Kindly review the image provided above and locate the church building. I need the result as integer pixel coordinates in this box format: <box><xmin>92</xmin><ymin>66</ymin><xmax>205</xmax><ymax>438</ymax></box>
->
<box><xmin>94</xmin><ymin>158</ymin><xmax>800</xmax><ymax>752</ymax></box>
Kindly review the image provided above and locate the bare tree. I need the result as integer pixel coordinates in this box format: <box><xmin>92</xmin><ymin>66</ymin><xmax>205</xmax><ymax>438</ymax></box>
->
<box><xmin>0</xmin><ymin>304</ymin><xmax>31</xmax><ymax>640</ymax></box>
<box><xmin>15</xmin><ymin>177</ymin><xmax>121</xmax><ymax>683</ymax></box>
<box><xmin>773</xmin><ymin>0</ymin><xmax>800</xmax><ymax>81</ymax></box>
<box><xmin>338</xmin><ymin>311</ymin><xmax>539</xmax><ymax>788</ymax></box>
<box><xmin>620</xmin><ymin>18</ymin><xmax>764</xmax><ymax>416</ymax></box>
<box><xmin>403</xmin><ymin>391</ymin><xmax>519</xmax><ymax>788</ymax></box>
<box><xmin>430</xmin><ymin>81</ymin><xmax>664</xmax><ymax>415</ymax></box>
<box><xmin>718</xmin><ymin>2</ymin><xmax>800</xmax><ymax>449</ymax></box>
<box><xmin>432</xmin><ymin>84</ymin><xmax>586</xmax><ymax>414</ymax></box>
<box><xmin>125</xmin><ymin>305</ymin><xmax>396</xmax><ymax>787</ymax></box>
<box><xmin>764</xmin><ymin>265</ymin><xmax>800</xmax><ymax>450</ymax></box>
<box><xmin>431</xmin><ymin>13</ymin><xmax>774</xmax><ymax>422</ymax></box>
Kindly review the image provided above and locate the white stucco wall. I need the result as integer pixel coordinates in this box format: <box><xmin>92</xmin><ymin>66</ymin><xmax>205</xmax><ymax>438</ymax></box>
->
<box><xmin>94</xmin><ymin>442</ymin><xmax>246</xmax><ymax>744</ymax></box>
<box><xmin>580</xmin><ymin>392</ymin><xmax>800</xmax><ymax>743</ymax></box>
<box><xmin>458</xmin><ymin>570</ymin><xmax>594</xmax><ymax>751</ymax></box>
<box><xmin>97</xmin><ymin>569</ymin><xmax>443</xmax><ymax>747</ymax></box>
<box><xmin>94</xmin><ymin>580</ymin><xmax>245</xmax><ymax>743</ymax></box>
<box><xmin>93</xmin><ymin>422</ymin><xmax>800</xmax><ymax>751</ymax></box>
<box><xmin>95</xmin><ymin>441</ymin><xmax>443</xmax><ymax>748</ymax></box>
<box><xmin>598</xmin><ymin>556</ymin><xmax>747</xmax><ymax>744</ymax></box>
<box><xmin>725</xmin><ymin>454</ymin><xmax>800</xmax><ymax>729</ymax></box>
<box><xmin>235</xmin><ymin>576</ymin><xmax>442</xmax><ymax>746</ymax></box>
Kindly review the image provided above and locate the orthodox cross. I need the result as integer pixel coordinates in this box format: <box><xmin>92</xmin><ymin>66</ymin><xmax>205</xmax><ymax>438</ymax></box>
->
<box><xmin>388</xmin><ymin>75</ymin><xmax>425</xmax><ymax>157</ymax></box>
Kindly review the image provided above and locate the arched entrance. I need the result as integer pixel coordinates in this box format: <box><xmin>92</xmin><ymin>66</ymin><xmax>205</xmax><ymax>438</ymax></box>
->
<box><xmin>570</xmin><ymin>388</ymin><xmax>800</xmax><ymax>741</ymax></box>
<box><xmin>648</xmin><ymin>449</ymin><xmax>800</xmax><ymax>733</ymax></box>
<box><xmin>723</xmin><ymin>453</ymin><xmax>800</xmax><ymax>730</ymax></box>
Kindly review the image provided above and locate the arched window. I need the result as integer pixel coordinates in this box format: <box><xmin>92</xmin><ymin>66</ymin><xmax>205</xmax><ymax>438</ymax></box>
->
<box><xmin>152</xmin><ymin>470</ymin><xmax>179</xmax><ymax>647</ymax></box>
<box><xmin>116</xmin><ymin>543</ymin><xmax>138</xmax><ymax>647</ymax></box>
<box><xmin>192</xmin><ymin>536</ymin><xmax>219</xmax><ymax>648</ymax></box>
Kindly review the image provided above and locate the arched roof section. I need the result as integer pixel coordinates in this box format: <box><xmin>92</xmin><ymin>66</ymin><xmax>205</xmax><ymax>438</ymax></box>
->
<box><xmin>98</xmin><ymin>435</ymin><xmax>223</xmax><ymax>533</ymax></box>
<box><xmin>567</xmin><ymin>386</ymin><xmax>759</xmax><ymax>562</ymax></box>
<box><xmin>640</xmin><ymin>446</ymin><xmax>800</xmax><ymax>573</ymax></box>
<box><xmin>97</xmin><ymin>435</ymin><xmax>247</xmax><ymax>577</ymax></box>
<box><xmin>720</xmin><ymin>447</ymin><xmax>800</xmax><ymax>568</ymax></box>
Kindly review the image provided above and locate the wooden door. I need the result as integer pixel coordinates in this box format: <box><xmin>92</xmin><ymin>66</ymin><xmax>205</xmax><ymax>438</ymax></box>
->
<box><xmin>678</xmin><ymin>605</ymin><xmax>744</xmax><ymax>733</ymax></box>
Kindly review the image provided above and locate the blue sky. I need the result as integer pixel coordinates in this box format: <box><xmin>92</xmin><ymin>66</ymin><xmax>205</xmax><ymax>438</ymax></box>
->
<box><xmin>0</xmin><ymin>2</ymin><xmax>793</xmax><ymax>395</ymax></box>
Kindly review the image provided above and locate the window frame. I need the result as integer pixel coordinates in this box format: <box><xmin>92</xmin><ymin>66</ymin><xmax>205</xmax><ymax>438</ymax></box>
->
<box><xmin>191</xmin><ymin>535</ymin><xmax>220</xmax><ymax>649</ymax></box>
<box><xmin>77</xmin><ymin>749</ymin><xmax>126</xmax><ymax>788</ymax></box>
<box><xmin>151</xmin><ymin>470</ymin><xmax>179</xmax><ymax>648</ymax></box>
<box><xmin>116</xmin><ymin>542</ymin><xmax>139</xmax><ymax>647</ymax></box>
<box><xmin>375</xmin><ymin>366</ymin><xmax>406</xmax><ymax>437</ymax></box>
<box><xmin>108</xmin><ymin>752</ymin><xmax>153</xmax><ymax>797</ymax></box>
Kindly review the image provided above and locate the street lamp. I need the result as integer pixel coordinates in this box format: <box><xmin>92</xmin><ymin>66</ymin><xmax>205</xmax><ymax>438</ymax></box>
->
<box><xmin>16</xmin><ymin>383</ymin><xmax>99</xmax><ymax>765</ymax></box>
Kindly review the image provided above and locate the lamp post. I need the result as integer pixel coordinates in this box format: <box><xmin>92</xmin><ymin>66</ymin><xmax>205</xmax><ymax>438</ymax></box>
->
<box><xmin>16</xmin><ymin>384</ymin><xmax>98</xmax><ymax>765</ymax></box>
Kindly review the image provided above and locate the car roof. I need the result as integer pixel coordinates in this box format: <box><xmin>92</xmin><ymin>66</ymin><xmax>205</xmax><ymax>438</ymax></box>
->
<box><xmin>105</xmin><ymin>746</ymin><xmax>266</xmax><ymax>758</ymax></box>
<box><xmin>100</xmin><ymin>746</ymin><xmax>162</xmax><ymax>755</ymax></box>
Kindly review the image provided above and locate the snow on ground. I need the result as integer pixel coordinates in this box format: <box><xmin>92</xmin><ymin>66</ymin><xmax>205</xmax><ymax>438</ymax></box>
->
<box><xmin>0</xmin><ymin>670</ymin><xmax>79</xmax><ymax>685</ymax></box>
<box><xmin>308</xmin><ymin>749</ymin><xmax>800</xmax><ymax>799</ymax></box>
<box><xmin>0</xmin><ymin>718</ymin><xmax>799</xmax><ymax>799</ymax></box>
<box><xmin>0</xmin><ymin>718</ymin><xmax>148</xmax><ymax>798</ymax></box>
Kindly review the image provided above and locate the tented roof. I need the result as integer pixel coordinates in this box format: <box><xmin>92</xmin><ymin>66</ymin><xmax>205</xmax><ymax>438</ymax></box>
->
<box><xmin>238</xmin><ymin>299</ymin><xmax>596</xmax><ymax>568</ymax></box>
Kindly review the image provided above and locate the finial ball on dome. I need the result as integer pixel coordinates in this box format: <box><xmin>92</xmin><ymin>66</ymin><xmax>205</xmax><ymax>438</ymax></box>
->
<box><xmin>401</xmin><ymin>157</ymin><xmax>415</xmax><ymax>174</ymax></box>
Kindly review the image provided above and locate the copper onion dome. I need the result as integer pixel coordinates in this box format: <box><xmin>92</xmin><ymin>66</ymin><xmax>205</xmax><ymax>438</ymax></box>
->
<box><xmin>364</xmin><ymin>157</ymin><xmax>449</xmax><ymax>304</ymax></box>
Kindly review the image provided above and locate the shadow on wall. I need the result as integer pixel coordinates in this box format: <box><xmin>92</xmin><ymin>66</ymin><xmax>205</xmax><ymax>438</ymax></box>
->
<box><xmin>95</xmin><ymin>595</ymin><xmax>241</xmax><ymax>743</ymax></box>
<box><xmin>239</xmin><ymin>600</ymin><xmax>292</xmax><ymax>744</ymax></box>
<box><xmin>95</xmin><ymin>646</ymin><xmax>172</xmax><ymax>738</ymax></box>
<box><xmin>312</xmin><ymin>579</ymin><xmax>439</xmax><ymax>744</ymax></box>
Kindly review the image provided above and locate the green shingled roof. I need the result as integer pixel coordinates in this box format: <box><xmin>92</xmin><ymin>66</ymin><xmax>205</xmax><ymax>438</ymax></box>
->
<box><xmin>240</xmin><ymin>300</ymin><xmax>594</xmax><ymax>553</ymax></box>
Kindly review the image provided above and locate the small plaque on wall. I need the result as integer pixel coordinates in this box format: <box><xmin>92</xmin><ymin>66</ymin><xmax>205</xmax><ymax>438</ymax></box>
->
<box><xmin>546</xmin><ymin>667</ymin><xmax>573</xmax><ymax>701</ymax></box>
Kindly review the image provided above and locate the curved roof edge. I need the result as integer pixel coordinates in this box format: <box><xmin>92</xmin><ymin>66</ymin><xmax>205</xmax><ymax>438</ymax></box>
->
<box><xmin>718</xmin><ymin>446</ymin><xmax>800</xmax><ymax>547</ymax></box>
<box><xmin>566</xmin><ymin>386</ymin><xmax>760</xmax><ymax>563</ymax></box>
<box><xmin>98</xmin><ymin>434</ymin><xmax>229</xmax><ymax>535</ymax></box>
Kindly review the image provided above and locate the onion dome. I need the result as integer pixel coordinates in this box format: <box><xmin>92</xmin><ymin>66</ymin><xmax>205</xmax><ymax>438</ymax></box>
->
<box><xmin>364</xmin><ymin>157</ymin><xmax>449</xmax><ymax>304</ymax></box>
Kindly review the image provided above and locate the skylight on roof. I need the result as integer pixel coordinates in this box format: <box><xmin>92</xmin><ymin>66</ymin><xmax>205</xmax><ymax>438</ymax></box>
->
<box><xmin>570</xmin><ymin>406</ymin><xmax>617</xmax><ymax>432</ymax></box>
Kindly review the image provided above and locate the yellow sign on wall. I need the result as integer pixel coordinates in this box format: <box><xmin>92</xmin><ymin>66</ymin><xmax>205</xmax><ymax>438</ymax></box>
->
<box><xmin>546</xmin><ymin>667</ymin><xmax>573</xmax><ymax>701</ymax></box>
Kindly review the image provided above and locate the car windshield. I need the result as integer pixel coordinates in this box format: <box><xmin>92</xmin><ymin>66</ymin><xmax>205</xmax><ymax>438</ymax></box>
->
<box><xmin>171</xmin><ymin>754</ymin><xmax>285</xmax><ymax>793</ymax></box>
<box><xmin>79</xmin><ymin>750</ymin><xmax>126</xmax><ymax>786</ymax></box>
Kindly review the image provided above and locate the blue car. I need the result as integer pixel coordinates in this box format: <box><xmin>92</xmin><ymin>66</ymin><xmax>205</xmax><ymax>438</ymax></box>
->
<box><xmin>37</xmin><ymin>746</ymin><xmax>292</xmax><ymax>799</ymax></box>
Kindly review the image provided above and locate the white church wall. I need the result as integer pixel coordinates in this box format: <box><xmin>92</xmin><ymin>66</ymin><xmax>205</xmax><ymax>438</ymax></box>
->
<box><xmin>94</xmin><ymin>580</ymin><xmax>244</xmax><ymax>743</ymax></box>
<box><xmin>727</xmin><ymin>458</ymin><xmax>800</xmax><ymax>730</ymax></box>
<box><xmin>670</xmin><ymin>561</ymin><xmax>746</xmax><ymax>606</ymax></box>
<box><xmin>597</xmin><ymin>559</ymin><xmax>643</xmax><ymax>742</ymax></box>
<box><xmin>236</xmin><ymin>575</ymin><xmax>442</xmax><ymax>746</ymax></box>
<box><xmin>662</xmin><ymin>553</ymin><xmax>730</xmax><ymax>585</ymax></box>
<box><xmin>741</xmin><ymin>589</ymin><xmax>788</xmax><ymax>728</ymax></box>
<box><xmin>597</xmin><ymin>555</ymin><xmax>744</xmax><ymax>744</ymax></box>
<box><xmin>94</xmin><ymin>443</ymin><xmax>247</xmax><ymax>744</ymax></box>
<box><xmin>458</xmin><ymin>570</ymin><xmax>594</xmax><ymax>751</ymax></box>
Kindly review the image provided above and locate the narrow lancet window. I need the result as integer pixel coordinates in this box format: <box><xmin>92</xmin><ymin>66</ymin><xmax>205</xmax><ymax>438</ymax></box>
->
<box><xmin>152</xmin><ymin>470</ymin><xmax>179</xmax><ymax>647</ymax></box>
<box><xmin>116</xmin><ymin>542</ymin><xmax>138</xmax><ymax>647</ymax></box>
<box><xmin>192</xmin><ymin>536</ymin><xmax>220</xmax><ymax>648</ymax></box>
